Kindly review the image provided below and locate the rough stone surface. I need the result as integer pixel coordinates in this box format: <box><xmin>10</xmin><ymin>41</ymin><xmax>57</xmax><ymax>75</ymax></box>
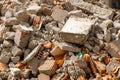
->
<box><xmin>51</xmin><ymin>45</ymin><xmax>65</xmax><ymax>57</ymax></box>
<box><xmin>58</xmin><ymin>42</ymin><xmax>81</xmax><ymax>52</ymax></box>
<box><xmin>15</xmin><ymin>10</ymin><xmax>29</xmax><ymax>22</ymax></box>
<box><xmin>76</xmin><ymin>1</ymin><xmax>114</xmax><ymax>19</ymax></box>
<box><xmin>60</xmin><ymin>17</ymin><xmax>95</xmax><ymax>44</ymax></box>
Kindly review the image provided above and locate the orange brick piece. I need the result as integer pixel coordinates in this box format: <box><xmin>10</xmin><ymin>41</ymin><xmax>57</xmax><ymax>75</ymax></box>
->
<box><xmin>51</xmin><ymin>46</ymin><xmax>65</xmax><ymax>57</ymax></box>
<box><xmin>55</xmin><ymin>55</ymin><xmax>65</xmax><ymax>67</ymax></box>
<box><xmin>0</xmin><ymin>62</ymin><xmax>8</xmax><ymax>71</ymax></box>
<box><xmin>43</xmin><ymin>41</ymin><xmax>52</xmax><ymax>48</ymax></box>
<box><xmin>32</xmin><ymin>16</ymin><xmax>41</xmax><ymax>26</ymax></box>
<box><xmin>38</xmin><ymin>60</ymin><xmax>57</xmax><ymax>76</ymax></box>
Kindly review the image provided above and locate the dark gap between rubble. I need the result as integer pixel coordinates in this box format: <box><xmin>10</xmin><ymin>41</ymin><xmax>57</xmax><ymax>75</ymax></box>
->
<box><xmin>109</xmin><ymin>0</ymin><xmax>120</xmax><ymax>9</ymax></box>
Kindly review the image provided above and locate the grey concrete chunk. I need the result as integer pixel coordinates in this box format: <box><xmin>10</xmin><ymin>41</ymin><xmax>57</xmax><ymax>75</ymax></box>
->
<box><xmin>27</xmin><ymin>4</ymin><xmax>41</xmax><ymax>14</ymax></box>
<box><xmin>11</xmin><ymin>56</ymin><xmax>20</xmax><ymax>64</ymax></box>
<box><xmin>4</xmin><ymin>32</ymin><xmax>15</xmax><ymax>40</ymax></box>
<box><xmin>14</xmin><ymin>29</ymin><xmax>30</xmax><ymax>48</ymax></box>
<box><xmin>15</xmin><ymin>10</ymin><xmax>29</xmax><ymax>22</ymax></box>
<box><xmin>60</xmin><ymin>17</ymin><xmax>95</xmax><ymax>44</ymax></box>
<box><xmin>58</xmin><ymin>42</ymin><xmax>81</xmax><ymax>52</ymax></box>
<box><xmin>76</xmin><ymin>1</ymin><xmax>114</xmax><ymax>19</ymax></box>
<box><xmin>28</xmin><ymin>40</ymin><xmax>38</xmax><ymax>49</ymax></box>
<box><xmin>51</xmin><ymin>7</ymin><xmax>68</xmax><ymax>22</ymax></box>
<box><xmin>11</xmin><ymin>46</ymin><xmax>23</xmax><ymax>56</ymax></box>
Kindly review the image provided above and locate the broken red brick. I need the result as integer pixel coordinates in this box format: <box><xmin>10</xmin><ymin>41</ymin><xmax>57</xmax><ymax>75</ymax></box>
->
<box><xmin>55</xmin><ymin>55</ymin><xmax>65</xmax><ymax>67</ymax></box>
<box><xmin>104</xmin><ymin>55</ymin><xmax>110</xmax><ymax>64</ymax></box>
<box><xmin>51</xmin><ymin>45</ymin><xmax>65</xmax><ymax>57</ymax></box>
<box><xmin>83</xmin><ymin>54</ymin><xmax>97</xmax><ymax>76</ymax></box>
<box><xmin>38</xmin><ymin>60</ymin><xmax>57</xmax><ymax>76</ymax></box>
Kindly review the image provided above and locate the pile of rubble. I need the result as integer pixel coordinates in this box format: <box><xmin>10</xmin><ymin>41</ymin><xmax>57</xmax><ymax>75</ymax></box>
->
<box><xmin>0</xmin><ymin>0</ymin><xmax>120</xmax><ymax>80</ymax></box>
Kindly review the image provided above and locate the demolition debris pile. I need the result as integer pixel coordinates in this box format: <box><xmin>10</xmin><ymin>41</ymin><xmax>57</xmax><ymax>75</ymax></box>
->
<box><xmin>0</xmin><ymin>0</ymin><xmax>120</xmax><ymax>80</ymax></box>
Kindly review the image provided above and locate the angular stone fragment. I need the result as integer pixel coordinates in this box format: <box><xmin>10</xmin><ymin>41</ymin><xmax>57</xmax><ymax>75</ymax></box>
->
<box><xmin>14</xmin><ymin>29</ymin><xmax>30</xmax><ymax>48</ymax></box>
<box><xmin>0</xmin><ymin>49</ymin><xmax>12</xmax><ymax>64</ymax></box>
<box><xmin>3</xmin><ymin>40</ymin><xmax>13</xmax><ymax>48</ymax></box>
<box><xmin>68</xmin><ymin>65</ymin><xmax>86</xmax><ymax>79</ymax></box>
<box><xmin>4</xmin><ymin>32</ymin><xmax>15</xmax><ymax>40</ymax></box>
<box><xmin>27</xmin><ymin>4</ymin><xmax>41</xmax><ymax>14</ymax></box>
<box><xmin>38</xmin><ymin>73</ymin><xmax>50</xmax><ymax>80</ymax></box>
<box><xmin>38</xmin><ymin>60</ymin><xmax>57</xmax><ymax>76</ymax></box>
<box><xmin>15</xmin><ymin>10</ymin><xmax>29</xmax><ymax>22</ymax></box>
<box><xmin>106</xmin><ymin>39</ymin><xmax>120</xmax><ymax>58</ymax></box>
<box><xmin>68</xmin><ymin>10</ymin><xmax>88</xmax><ymax>18</ymax></box>
<box><xmin>5</xmin><ymin>17</ymin><xmax>19</xmax><ymax>25</ymax></box>
<box><xmin>28</xmin><ymin>40</ymin><xmax>38</xmax><ymax>49</ymax></box>
<box><xmin>58</xmin><ymin>42</ymin><xmax>81</xmax><ymax>52</ymax></box>
<box><xmin>76</xmin><ymin>1</ymin><xmax>114</xmax><ymax>19</ymax></box>
<box><xmin>51</xmin><ymin>7</ymin><xmax>68</xmax><ymax>22</ymax></box>
<box><xmin>61</xmin><ymin>2</ymin><xmax>74</xmax><ymax>11</ymax></box>
<box><xmin>60</xmin><ymin>17</ymin><xmax>95</xmax><ymax>44</ymax></box>
<box><xmin>42</xmin><ymin>7</ymin><xmax>52</xmax><ymax>16</ymax></box>
<box><xmin>28</xmin><ymin>58</ymin><xmax>40</xmax><ymax>74</ymax></box>
<box><xmin>11</xmin><ymin>46</ymin><xmax>23</xmax><ymax>56</ymax></box>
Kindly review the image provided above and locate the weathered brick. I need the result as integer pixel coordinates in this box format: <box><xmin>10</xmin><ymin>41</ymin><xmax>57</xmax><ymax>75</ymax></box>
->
<box><xmin>38</xmin><ymin>60</ymin><xmax>57</xmax><ymax>76</ymax></box>
<box><xmin>51</xmin><ymin>45</ymin><xmax>65</xmax><ymax>57</ymax></box>
<box><xmin>32</xmin><ymin>16</ymin><xmax>41</xmax><ymax>26</ymax></box>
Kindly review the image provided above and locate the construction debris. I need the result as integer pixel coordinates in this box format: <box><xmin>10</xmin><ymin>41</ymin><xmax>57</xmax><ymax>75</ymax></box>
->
<box><xmin>0</xmin><ymin>0</ymin><xmax>120</xmax><ymax>80</ymax></box>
